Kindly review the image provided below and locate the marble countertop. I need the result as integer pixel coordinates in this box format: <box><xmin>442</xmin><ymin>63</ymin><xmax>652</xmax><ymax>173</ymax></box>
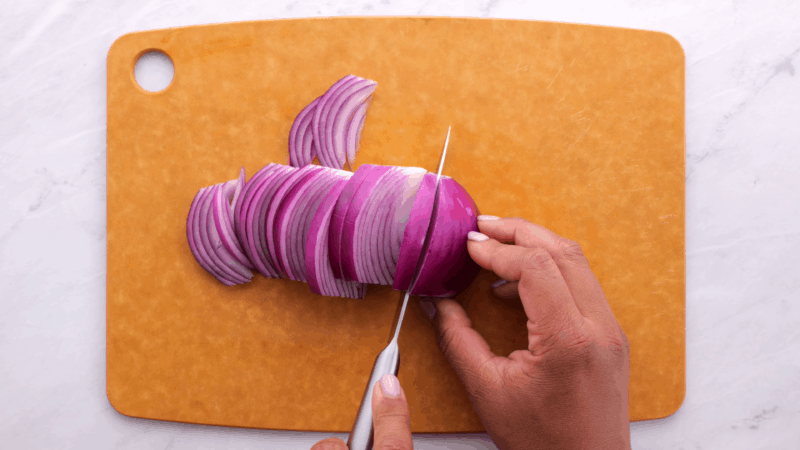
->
<box><xmin>2</xmin><ymin>0</ymin><xmax>799</xmax><ymax>448</ymax></box>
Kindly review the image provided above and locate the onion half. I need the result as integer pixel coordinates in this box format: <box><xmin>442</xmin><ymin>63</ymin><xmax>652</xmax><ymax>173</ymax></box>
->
<box><xmin>408</xmin><ymin>177</ymin><xmax>481</xmax><ymax>297</ymax></box>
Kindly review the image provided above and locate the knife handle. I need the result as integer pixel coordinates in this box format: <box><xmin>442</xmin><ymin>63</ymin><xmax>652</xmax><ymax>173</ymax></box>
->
<box><xmin>347</xmin><ymin>340</ymin><xmax>401</xmax><ymax>450</ymax></box>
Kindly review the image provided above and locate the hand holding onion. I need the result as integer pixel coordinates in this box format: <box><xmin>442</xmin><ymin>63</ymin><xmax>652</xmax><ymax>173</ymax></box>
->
<box><xmin>426</xmin><ymin>216</ymin><xmax>632</xmax><ymax>450</ymax></box>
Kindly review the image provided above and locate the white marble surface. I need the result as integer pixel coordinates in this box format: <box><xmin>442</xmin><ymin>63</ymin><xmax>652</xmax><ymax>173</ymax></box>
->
<box><xmin>2</xmin><ymin>0</ymin><xmax>799</xmax><ymax>448</ymax></box>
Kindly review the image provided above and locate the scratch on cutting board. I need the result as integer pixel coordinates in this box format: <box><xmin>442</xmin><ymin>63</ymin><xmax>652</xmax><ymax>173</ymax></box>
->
<box><xmin>568</xmin><ymin>124</ymin><xmax>592</xmax><ymax>149</ymax></box>
<box><xmin>546</xmin><ymin>67</ymin><xmax>563</xmax><ymax>89</ymax></box>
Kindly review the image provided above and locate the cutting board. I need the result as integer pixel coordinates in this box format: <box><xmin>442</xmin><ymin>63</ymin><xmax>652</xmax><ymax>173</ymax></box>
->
<box><xmin>106</xmin><ymin>17</ymin><xmax>685</xmax><ymax>432</ymax></box>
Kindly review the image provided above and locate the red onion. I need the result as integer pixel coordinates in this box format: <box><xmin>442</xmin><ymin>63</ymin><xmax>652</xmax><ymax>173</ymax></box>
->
<box><xmin>187</xmin><ymin>174</ymin><xmax>254</xmax><ymax>285</ymax></box>
<box><xmin>306</xmin><ymin>178</ymin><xmax>367</xmax><ymax>299</ymax></box>
<box><xmin>265</xmin><ymin>165</ymin><xmax>327</xmax><ymax>275</ymax></box>
<box><xmin>274</xmin><ymin>167</ymin><xmax>351</xmax><ymax>281</ymax></box>
<box><xmin>392</xmin><ymin>173</ymin><xmax>437</xmax><ymax>291</ymax></box>
<box><xmin>407</xmin><ymin>177</ymin><xmax>481</xmax><ymax>297</ymax></box>
<box><xmin>290</xmin><ymin>75</ymin><xmax>376</xmax><ymax>170</ymax></box>
<box><xmin>288</xmin><ymin>97</ymin><xmax>320</xmax><ymax>167</ymax></box>
<box><xmin>212</xmin><ymin>170</ymin><xmax>254</xmax><ymax>270</ymax></box>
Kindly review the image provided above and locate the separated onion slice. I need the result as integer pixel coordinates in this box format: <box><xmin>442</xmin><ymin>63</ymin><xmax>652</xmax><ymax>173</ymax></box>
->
<box><xmin>290</xmin><ymin>75</ymin><xmax>376</xmax><ymax>170</ymax></box>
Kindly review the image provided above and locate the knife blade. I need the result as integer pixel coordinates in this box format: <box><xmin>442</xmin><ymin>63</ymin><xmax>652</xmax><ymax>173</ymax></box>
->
<box><xmin>347</xmin><ymin>127</ymin><xmax>451</xmax><ymax>450</ymax></box>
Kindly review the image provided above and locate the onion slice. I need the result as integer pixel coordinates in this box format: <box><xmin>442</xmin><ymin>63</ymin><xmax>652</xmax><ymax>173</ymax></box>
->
<box><xmin>265</xmin><ymin>165</ymin><xmax>326</xmax><ymax>275</ymax></box>
<box><xmin>393</xmin><ymin>173</ymin><xmax>437</xmax><ymax>291</ymax></box>
<box><xmin>212</xmin><ymin>172</ymin><xmax>254</xmax><ymax>270</ymax></box>
<box><xmin>290</xmin><ymin>74</ymin><xmax>377</xmax><ymax>170</ymax></box>
<box><xmin>236</xmin><ymin>164</ymin><xmax>296</xmax><ymax>278</ymax></box>
<box><xmin>307</xmin><ymin>178</ymin><xmax>368</xmax><ymax>298</ymax></box>
<box><xmin>288</xmin><ymin>96</ymin><xmax>321</xmax><ymax>167</ymax></box>
<box><xmin>274</xmin><ymin>167</ymin><xmax>351</xmax><ymax>281</ymax></box>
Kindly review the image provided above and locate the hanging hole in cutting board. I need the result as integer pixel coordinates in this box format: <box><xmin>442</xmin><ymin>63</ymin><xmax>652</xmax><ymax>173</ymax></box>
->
<box><xmin>134</xmin><ymin>50</ymin><xmax>174</xmax><ymax>93</ymax></box>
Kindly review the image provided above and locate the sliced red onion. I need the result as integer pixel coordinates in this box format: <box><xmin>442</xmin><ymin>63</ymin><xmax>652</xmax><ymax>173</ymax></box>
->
<box><xmin>188</xmin><ymin>188</ymin><xmax>237</xmax><ymax>285</ymax></box>
<box><xmin>345</xmin><ymin>99</ymin><xmax>370</xmax><ymax>170</ymax></box>
<box><xmin>234</xmin><ymin>164</ymin><xmax>280</xmax><ymax>247</ymax></box>
<box><xmin>312</xmin><ymin>75</ymin><xmax>358</xmax><ymax>168</ymax></box>
<box><xmin>355</xmin><ymin>167</ymin><xmax>422</xmax><ymax>284</ymax></box>
<box><xmin>329</xmin><ymin>82</ymin><xmax>377</xmax><ymax>170</ymax></box>
<box><xmin>306</xmin><ymin>179</ymin><xmax>367</xmax><ymax>298</ymax></box>
<box><xmin>323</xmin><ymin>79</ymin><xmax>377</xmax><ymax>169</ymax></box>
<box><xmin>288</xmin><ymin>96</ymin><xmax>321</xmax><ymax>167</ymax></box>
<box><xmin>198</xmin><ymin>185</ymin><xmax>252</xmax><ymax>284</ymax></box>
<box><xmin>265</xmin><ymin>165</ymin><xmax>326</xmax><ymax>275</ymax></box>
<box><xmin>339</xmin><ymin>166</ymin><xmax>426</xmax><ymax>285</ymax></box>
<box><xmin>237</xmin><ymin>165</ymin><xmax>296</xmax><ymax>278</ymax></box>
<box><xmin>409</xmin><ymin>177</ymin><xmax>481</xmax><ymax>297</ymax></box>
<box><xmin>275</xmin><ymin>167</ymin><xmax>350</xmax><ymax>281</ymax></box>
<box><xmin>212</xmin><ymin>172</ymin><xmax>254</xmax><ymax>270</ymax></box>
<box><xmin>328</xmin><ymin>164</ymin><xmax>389</xmax><ymax>278</ymax></box>
<box><xmin>292</xmin><ymin>74</ymin><xmax>377</xmax><ymax>170</ymax></box>
<box><xmin>393</xmin><ymin>173</ymin><xmax>437</xmax><ymax>291</ymax></box>
<box><xmin>330</xmin><ymin>164</ymin><xmax>393</xmax><ymax>281</ymax></box>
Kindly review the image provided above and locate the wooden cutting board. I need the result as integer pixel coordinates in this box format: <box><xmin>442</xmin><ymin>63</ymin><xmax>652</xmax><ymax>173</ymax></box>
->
<box><xmin>106</xmin><ymin>17</ymin><xmax>685</xmax><ymax>432</ymax></box>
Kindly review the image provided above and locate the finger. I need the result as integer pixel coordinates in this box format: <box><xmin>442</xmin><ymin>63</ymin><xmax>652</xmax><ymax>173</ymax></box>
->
<box><xmin>491</xmin><ymin>279</ymin><xmax>520</xmax><ymax>299</ymax></box>
<box><xmin>310</xmin><ymin>437</ymin><xmax>347</xmax><ymax>450</ymax></box>
<box><xmin>477</xmin><ymin>216</ymin><xmax>614</xmax><ymax>323</ymax></box>
<box><xmin>372</xmin><ymin>374</ymin><xmax>414</xmax><ymax>450</ymax></box>
<box><xmin>432</xmin><ymin>298</ymin><xmax>503</xmax><ymax>394</ymax></box>
<box><xmin>467</xmin><ymin>234</ymin><xmax>584</xmax><ymax>338</ymax></box>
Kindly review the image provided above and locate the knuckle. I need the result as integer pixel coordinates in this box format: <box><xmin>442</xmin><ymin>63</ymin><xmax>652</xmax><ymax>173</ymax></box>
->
<box><xmin>559</xmin><ymin>238</ymin><xmax>586</xmax><ymax>260</ymax></box>
<box><xmin>520</xmin><ymin>247</ymin><xmax>553</xmax><ymax>271</ymax></box>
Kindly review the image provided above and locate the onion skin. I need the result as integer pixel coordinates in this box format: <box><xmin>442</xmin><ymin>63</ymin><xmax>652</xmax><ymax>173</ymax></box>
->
<box><xmin>408</xmin><ymin>177</ymin><xmax>481</xmax><ymax>298</ymax></box>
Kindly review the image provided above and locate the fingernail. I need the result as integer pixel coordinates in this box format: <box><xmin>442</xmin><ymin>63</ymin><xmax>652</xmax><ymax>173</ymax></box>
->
<box><xmin>380</xmin><ymin>373</ymin><xmax>400</xmax><ymax>398</ymax></box>
<box><xmin>491</xmin><ymin>279</ymin><xmax>509</xmax><ymax>288</ymax></box>
<box><xmin>467</xmin><ymin>231</ymin><xmax>489</xmax><ymax>242</ymax></box>
<box><xmin>478</xmin><ymin>215</ymin><xmax>500</xmax><ymax>221</ymax></box>
<box><xmin>420</xmin><ymin>298</ymin><xmax>437</xmax><ymax>321</ymax></box>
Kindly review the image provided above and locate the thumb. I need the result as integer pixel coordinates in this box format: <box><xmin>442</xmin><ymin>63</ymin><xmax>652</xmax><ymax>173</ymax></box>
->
<box><xmin>433</xmin><ymin>298</ymin><xmax>501</xmax><ymax>395</ymax></box>
<box><xmin>372</xmin><ymin>374</ymin><xmax>414</xmax><ymax>450</ymax></box>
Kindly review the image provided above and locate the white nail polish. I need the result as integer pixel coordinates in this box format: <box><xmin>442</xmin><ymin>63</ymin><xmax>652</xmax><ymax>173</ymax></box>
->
<box><xmin>478</xmin><ymin>215</ymin><xmax>500</xmax><ymax>221</ymax></box>
<box><xmin>380</xmin><ymin>373</ymin><xmax>400</xmax><ymax>398</ymax></box>
<box><xmin>467</xmin><ymin>231</ymin><xmax>489</xmax><ymax>242</ymax></box>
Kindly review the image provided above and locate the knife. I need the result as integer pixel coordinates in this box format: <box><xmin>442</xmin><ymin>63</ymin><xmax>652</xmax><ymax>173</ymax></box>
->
<box><xmin>346</xmin><ymin>127</ymin><xmax>451</xmax><ymax>450</ymax></box>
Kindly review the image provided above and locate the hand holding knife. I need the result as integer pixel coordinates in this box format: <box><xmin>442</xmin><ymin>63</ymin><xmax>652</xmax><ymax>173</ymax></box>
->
<box><xmin>347</xmin><ymin>127</ymin><xmax>451</xmax><ymax>450</ymax></box>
